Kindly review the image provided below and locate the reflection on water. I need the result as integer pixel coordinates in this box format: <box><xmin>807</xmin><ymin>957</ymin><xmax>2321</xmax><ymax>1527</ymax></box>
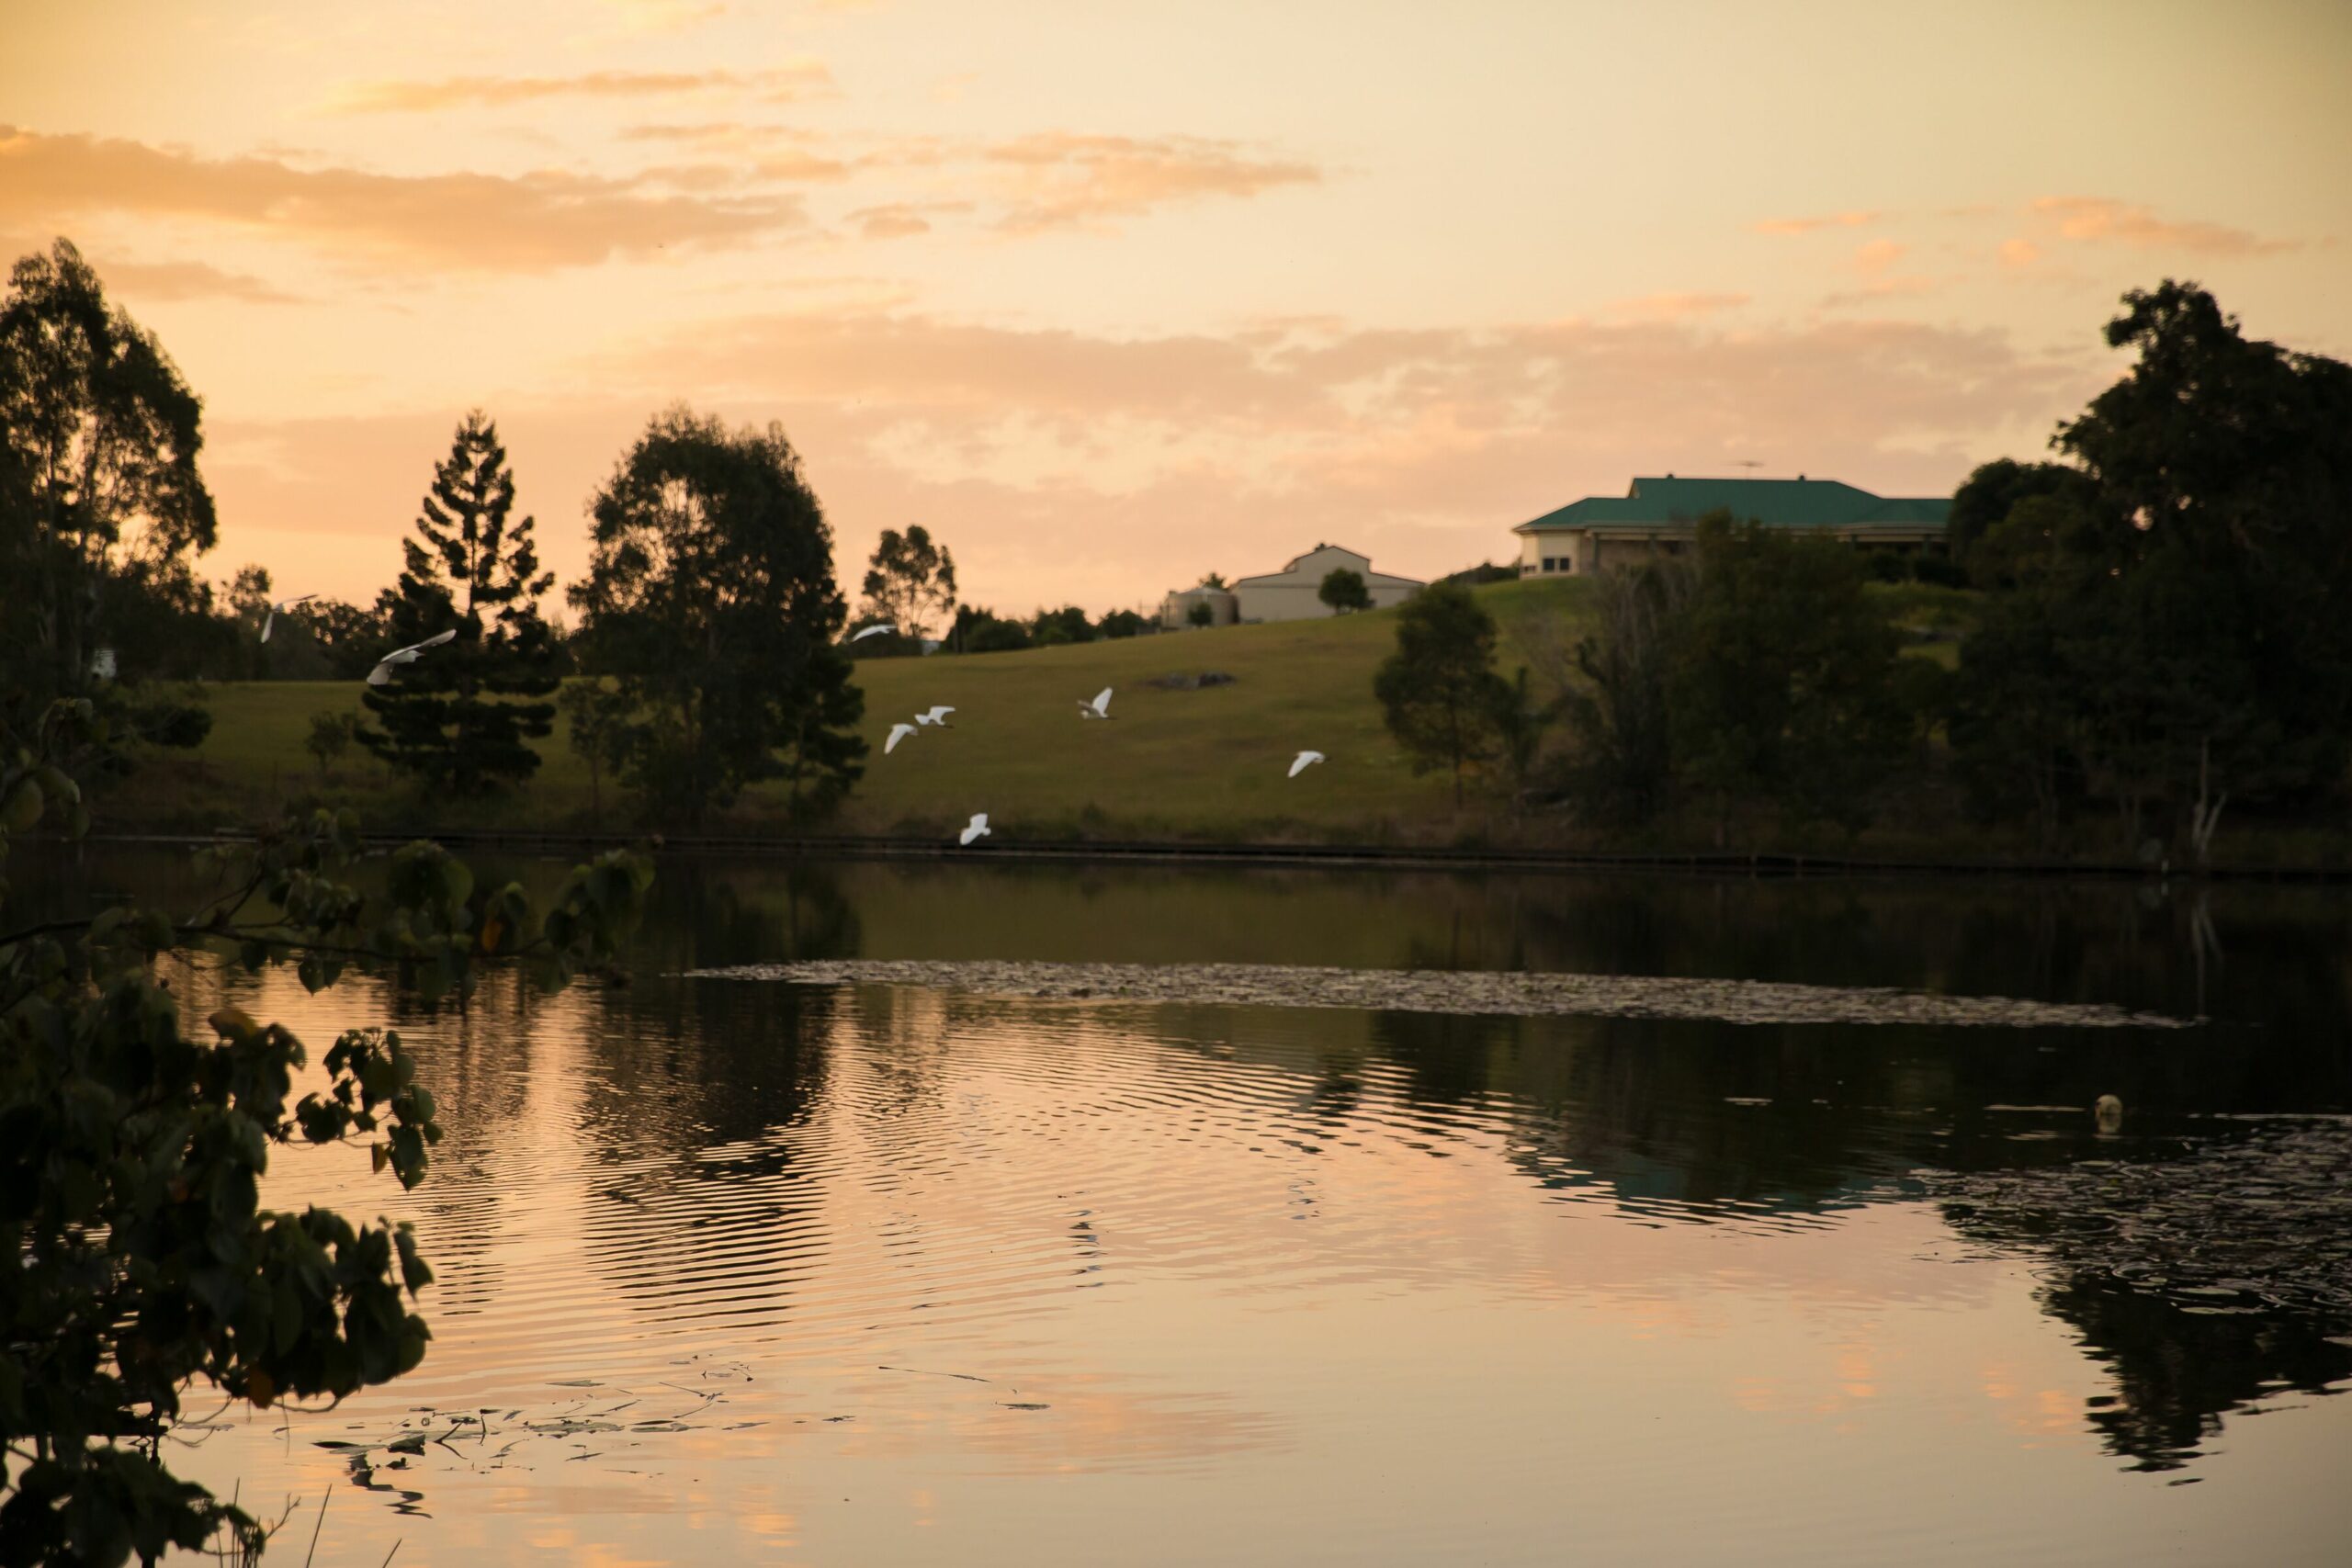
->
<box><xmin>17</xmin><ymin>847</ymin><xmax>2352</xmax><ymax>1563</ymax></box>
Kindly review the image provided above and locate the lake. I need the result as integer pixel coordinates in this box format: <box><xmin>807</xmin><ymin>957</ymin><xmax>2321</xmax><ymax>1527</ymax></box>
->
<box><xmin>34</xmin><ymin>846</ymin><xmax>2352</xmax><ymax>1564</ymax></box>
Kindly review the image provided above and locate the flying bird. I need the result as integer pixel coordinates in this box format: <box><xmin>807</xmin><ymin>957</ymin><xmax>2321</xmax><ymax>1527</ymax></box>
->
<box><xmin>1077</xmin><ymin>687</ymin><xmax>1114</xmax><ymax>720</ymax></box>
<box><xmin>364</xmin><ymin>628</ymin><xmax>457</xmax><ymax>686</ymax></box>
<box><xmin>260</xmin><ymin>594</ymin><xmax>318</xmax><ymax>643</ymax></box>
<box><xmin>958</xmin><ymin>812</ymin><xmax>990</xmax><ymax>847</ymax></box>
<box><xmin>850</xmin><ymin>624</ymin><xmax>895</xmax><ymax>642</ymax></box>
<box><xmin>915</xmin><ymin>705</ymin><xmax>955</xmax><ymax>727</ymax></box>
<box><xmin>885</xmin><ymin>722</ymin><xmax>917</xmax><ymax>754</ymax></box>
<box><xmin>1289</xmin><ymin>750</ymin><xmax>1325</xmax><ymax>778</ymax></box>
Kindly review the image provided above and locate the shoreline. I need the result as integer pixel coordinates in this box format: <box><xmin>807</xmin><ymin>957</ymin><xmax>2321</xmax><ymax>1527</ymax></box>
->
<box><xmin>55</xmin><ymin>827</ymin><xmax>2352</xmax><ymax>884</ymax></box>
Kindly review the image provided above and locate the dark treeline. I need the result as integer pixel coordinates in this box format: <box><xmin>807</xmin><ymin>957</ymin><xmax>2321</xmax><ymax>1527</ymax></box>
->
<box><xmin>1375</xmin><ymin>280</ymin><xmax>2352</xmax><ymax>860</ymax></box>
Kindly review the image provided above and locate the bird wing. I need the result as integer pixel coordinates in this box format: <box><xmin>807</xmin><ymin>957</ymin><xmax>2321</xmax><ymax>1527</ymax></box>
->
<box><xmin>1289</xmin><ymin>751</ymin><xmax>1321</xmax><ymax>777</ymax></box>
<box><xmin>886</xmin><ymin>723</ymin><xmax>916</xmax><ymax>753</ymax></box>
<box><xmin>972</xmin><ymin>813</ymin><xmax>988</xmax><ymax>829</ymax></box>
<box><xmin>1092</xmin><ymin>687</ymin><xmax>1113</xmax><ymax>715</ymax></box>
<box><xmin>853</xmin><ymin>624</ymin><xmax>890</xmax><ymax>641</ymax></box>
<box><xmin>260</xmin><ymin>610</ymin><xmax>275</xmax><ymax>643</ymax></box>
<box><xmin>288</xmin><ymin>594</ymin><xmax>319</xmax><ymax>607</ymax></box>
<box><xmin>391</xmin><ymin>627</ymin><xmax>458</xmax><ymax>659</ymax></box>
<box><xmin>364</xmin><ymin>660</ymin><xmax>395</xmax><ymax>686</ymax></box>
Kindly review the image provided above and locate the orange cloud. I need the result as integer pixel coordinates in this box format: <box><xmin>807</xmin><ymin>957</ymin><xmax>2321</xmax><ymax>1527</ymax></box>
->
<box><xmin>1751</xmin><ymin>210</ymin><xmax>1879</xmax><ymax>237</ymax></box>
<box><xmin>981</xmin><ymin>133</ymin><xmax>1319</xmax><ymax>231</ymax></box>
<box><xmin>208</xmin><ymin>306</ymin><xmax>2091</xmax><ymax>614</ymax></box>
<box><xmin>2030</xmin><ymin>196</ymin><xmax>2298</xmax><ymax>255</ymax></box>
<box><xmin>1997</xmin><ymin>237</ymin><xmax>2040</xmax><ymax>268</ymax></box>
<box><xmin>325</xmin><ymin>64</ymin><xmax>834</xmax><ymax>114</ymax></box>
<box><xmin>848</xmin><ymin>203</ymin><xmax>968</xmax><ymax>240</ymax></box>
<box><xmin>85</xmin><ymin>256</ymin><xmax>300</xmax><ymax>304</ymax></box>
<box><xmin>1853</xmin><ymin>239</ymin><xmax>1907</xmax><ymax>275</ymax></box>
<box><xmin>1605</xmin><ymin>292</ymin><xmax>1751</xmax><ymax>321</ymax></box>
<box><xmin>0</xmin><ymin>126</ymin><xmax>803</xmax><ymax>271</ymax></box>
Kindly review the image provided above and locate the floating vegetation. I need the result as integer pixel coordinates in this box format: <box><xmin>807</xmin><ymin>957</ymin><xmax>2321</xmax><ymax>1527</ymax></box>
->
<box><xmin>1920</xmin><ymin>1121</ymin><xmax>2352</xmax><ymax>1316</ymax></box>
<box><xmin>684</xmin><ymin>958</ymin><xmax>2194</xmax><ymax>1030</ymax></box>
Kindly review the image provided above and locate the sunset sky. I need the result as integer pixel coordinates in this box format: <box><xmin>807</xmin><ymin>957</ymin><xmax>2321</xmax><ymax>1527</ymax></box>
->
<box><xmin>5</xmin><ymin>0</ymin><xmax>2347</xmax><ymax>615</ymax></box>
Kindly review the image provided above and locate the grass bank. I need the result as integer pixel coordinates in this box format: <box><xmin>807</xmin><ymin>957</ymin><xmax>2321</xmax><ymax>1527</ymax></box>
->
<box><xmin>114</xmin><ymin>579</ymin><xmax>1596</xmax><ymax>843</ymax></box>
<box><xmin>99</xmin><ymin>578</ymin><xmax>2352</xmax><ymax>869</ymax></box>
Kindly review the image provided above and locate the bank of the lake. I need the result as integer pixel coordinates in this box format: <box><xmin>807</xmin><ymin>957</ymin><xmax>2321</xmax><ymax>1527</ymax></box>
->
<box><xmin>101</xmin><ymin>578</ymin><xmax>2352</xmax><ymax>872</ymax></box>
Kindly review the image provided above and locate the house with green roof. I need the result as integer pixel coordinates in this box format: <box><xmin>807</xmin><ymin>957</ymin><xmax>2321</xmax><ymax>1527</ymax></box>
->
<box><xmin>1514</xmin><ymin>475</ymin><xmax>1951</xmax><ymax>577</ymax></box>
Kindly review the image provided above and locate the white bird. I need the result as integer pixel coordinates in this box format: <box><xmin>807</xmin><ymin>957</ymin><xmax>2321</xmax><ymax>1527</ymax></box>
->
<box><xmin>1077</xmin><ymin>687</ymin><xmax>1114</xmax><ymax>720</ymax></box>
<box><xmin>259</xmin><ymin>594</ymin><xmax>317</xmax><ymax>644</ymax></box>
<box><xmin>958</xmin><ymin>812</ymin><xmax>990</xmax><ymax>847</ymax></box>
<box><xmin>885</xmin><ymin>722</ymin><xmax>917</xmax><ymax>754</ymax></box>
<box><xmin>850</xmin><ymin>624</ymin><xmax>894</xmax><ymax>642</ymax></box>
<box><xmin>364</xmin><ymin>628</ymin><xmax>457</xmax><ymax>686</ymax></box>
<box><xmin>1289</xmin><ymin>750</ymin><xmax>1326</xmax><ymax>778</ymax></box>
<box><xmin>915</xmin><ymin>705</ymin><xmax>955</xmax><ymax>727</ymax></box>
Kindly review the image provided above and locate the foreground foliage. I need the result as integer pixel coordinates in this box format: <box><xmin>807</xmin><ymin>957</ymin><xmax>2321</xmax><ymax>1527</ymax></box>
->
<box><xmin>0</xmin><ymin>698</ymin><xmax>652</xmax><ymax>1563</ymax></box>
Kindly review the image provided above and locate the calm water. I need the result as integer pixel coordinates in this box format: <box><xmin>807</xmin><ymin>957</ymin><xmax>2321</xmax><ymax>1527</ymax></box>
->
<box><xmin>32</xmin><ymin>849</ymin><xmax>2352</xmax><ymax>1564</ymax></box>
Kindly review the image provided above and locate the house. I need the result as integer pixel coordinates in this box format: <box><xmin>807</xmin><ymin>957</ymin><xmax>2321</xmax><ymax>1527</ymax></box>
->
<box><xmin>1160</xmin><ymin>582</ymin><xmax>1238</xmax><ymax>628</ymax></box>
<box><xmin>1230</xmin><ymin>544</ymin><xmax>1423</xmax><ymax>623</ymax></box>
<box><xmin>1514</xmin><ymin>476</ymin><xmax>1951</xmax><ymax>576</ymax></box>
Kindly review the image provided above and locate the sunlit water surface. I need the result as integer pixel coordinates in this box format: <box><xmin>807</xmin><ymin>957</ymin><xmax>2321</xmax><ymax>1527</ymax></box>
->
<box><xmin>34</xmin><ymin>850</ymin><xmax>2352</xmax><ymax>1565</ymax></box>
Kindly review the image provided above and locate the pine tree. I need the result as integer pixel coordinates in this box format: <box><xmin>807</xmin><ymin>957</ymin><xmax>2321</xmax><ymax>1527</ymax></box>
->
<box><xmin>360</xmin><ymin>412</ymin><xmax>560</xmax><ymax>793</ymax></box>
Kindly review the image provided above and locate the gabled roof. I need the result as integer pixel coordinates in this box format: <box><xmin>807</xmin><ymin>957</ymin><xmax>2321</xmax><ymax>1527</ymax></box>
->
<box><xmin>1516</xmin><ymin>476</ymin><xmax>1950</xmax><ymax>533</ymax></box>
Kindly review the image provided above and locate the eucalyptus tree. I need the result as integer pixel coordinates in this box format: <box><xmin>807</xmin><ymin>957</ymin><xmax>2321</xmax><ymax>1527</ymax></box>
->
<box><xmin>570</xmin><ymin>406</ymin><xmax>866</xmax><ymax>824</ymax></box>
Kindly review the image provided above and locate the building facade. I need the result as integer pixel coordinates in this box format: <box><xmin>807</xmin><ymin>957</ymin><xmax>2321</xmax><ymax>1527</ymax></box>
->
<box><xmin>1159</xmin><ymin>583</ymin><xmax>1239</xmax><ymax>628</ymax></box>
<box><xmin>1514</xmin><ymin>476</ymin><xmax>1951</xmax><ymax>576</ymax></box>
<box><xmin>1230</xmin><ymin>544</ymin><xmax>1424</xmax><ymax>623</ymax></box>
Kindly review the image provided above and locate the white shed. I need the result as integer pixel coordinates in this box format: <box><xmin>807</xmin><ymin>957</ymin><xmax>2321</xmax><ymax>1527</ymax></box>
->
<box><xmin>1231</xmin><ymin>544</ymin><xmax>1423</xmax><ymax>623</ymax></box>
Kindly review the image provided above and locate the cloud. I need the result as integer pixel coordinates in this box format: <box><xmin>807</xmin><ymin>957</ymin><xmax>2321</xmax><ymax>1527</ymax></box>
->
<box><xmin>85</xmin><ymin>256</ymin><xmax>301</xmax><ymax>304</ymax></box>
<box><xmin>1997</xmin><ymin>237</ymin><xmax>2040</xmax><ymax>268</ymax></box>
<box><xmin>847</xmin><ymin>202</ymin><xmax>968</xmax><ymax>240</ymax></box>
<box><xmin>209</xmin><ymin>307</ymin><xmax>2095</xmax><ymax>616</ymax></box>
<box><xmin>1605</xmin><ymin>292</ymin><xmax>1751</xmax><ymax>321</ymax></box>
<box><xmin>595</xmin><ymin>0</ymin><xmax>729</xmax><ymax>33</ymax></box>
<box><xmin>1852</xmin><ymin>239</ymin><xmax>1907</xmax><ymax>275</ymax></box>
<box><xmin>325</xmin><ymin>64</ymin><xmax>833</xmax><ymax>114</ymax></box>
<box><xmin>0</xmin><ymin>125</ymin><xmax>804</xmax><ymax>271</ymax></box>
<box><xmin>1751</xmin><ymin>210</ymin><xmax>1879</xmax><ymax>237</ymax></box>
<box><xmin>2029</xmin><ymin>197</ymin><xmax>2299</xmax><ymax>256</ymax></box>
<box><xmin>980</xmin><ymin>132</ymin><xmax>1319</xmax><ymax>231</ymax></box>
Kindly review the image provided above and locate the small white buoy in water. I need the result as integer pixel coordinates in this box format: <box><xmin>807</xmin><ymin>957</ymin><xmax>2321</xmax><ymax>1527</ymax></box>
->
<box><xmin>2095</xmin><ymin>1094</ymin><xmax>2123</xmax><ymax>1134</ymax></box>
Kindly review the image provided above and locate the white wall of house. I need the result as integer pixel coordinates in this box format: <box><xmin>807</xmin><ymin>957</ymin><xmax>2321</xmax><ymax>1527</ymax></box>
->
<box><xmin>1231</xmin><ymin>544</ymin><xmax>1423</xmax><ymax>622</ymax></box>
<box><xmin>1159</xmin><ymin>585</ymin><xmax>1239</xmax><ymax>629</ymax></box>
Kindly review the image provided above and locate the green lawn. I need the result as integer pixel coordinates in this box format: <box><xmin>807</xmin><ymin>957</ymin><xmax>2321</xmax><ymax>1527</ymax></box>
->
<box><xmin>119</xmin><ymin>578</ymin><xmax>1602</xmax><ymax>842</ymax></box>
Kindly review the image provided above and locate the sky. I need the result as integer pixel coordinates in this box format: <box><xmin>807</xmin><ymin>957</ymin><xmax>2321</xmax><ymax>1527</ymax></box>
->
<box><xmin>5</xmin><ymin>0</ymin><xmax>2348</xmax><ymax>616</ymax></box>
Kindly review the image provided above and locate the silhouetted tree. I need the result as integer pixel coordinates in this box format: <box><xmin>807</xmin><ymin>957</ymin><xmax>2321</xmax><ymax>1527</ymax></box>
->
<box><xmin>0</xmin><ymin>238</ymin><xmax>216</xmax><ymax>704</ymax></box>
<box><xmin>1669</xmin><ymin>512</ymin><xmax>1905</xmax><ymax>841</ymax></box>
<box><xmin>570</xmin><ymin>407</ymin><xmax>866</xmax><ymax>824</ymax></box>
<box><xmin>1319</xmin><ymin>567</ymin><xmax>1373</xmax><ymax>613</ymax></box>
<box><xmin>859</xmin><ymin>525</ymin><xmax>957</xmax><ymax>645</ymax></box>
<box><xmin>1949</xmin><ymin>282</ymin><xmax>2352</xmax><ymax>857</ymax></box>
<box><xmin>1374</xmin><ymin>582</ymin><xmax>1515</xmax><ymax>805</ymax></box>
<box><xmin>360</xmin><ymin>412</ymin><xmax>560</xmax><ymax>794</ymax></box>
<box><xmin>1030</xmin><ymin>604</ymin><xmax>1094</xmax><ymax>646</ymax></box>
<box><xmin>1557</xmin><ymin>558</ymin><xmax>1693</xmax><ymax>824</ymax></box>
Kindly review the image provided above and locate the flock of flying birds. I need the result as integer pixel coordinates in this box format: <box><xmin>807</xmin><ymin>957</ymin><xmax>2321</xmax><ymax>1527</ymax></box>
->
<box><xmin>850</xmin><ymin>622</ymin><xmax>1326</xmax><ymax>847</ymax></box>
<box><xmin>267</xmin><ymin>606</ymin><xmax>1326</xmax><ymax>846</ymax></box>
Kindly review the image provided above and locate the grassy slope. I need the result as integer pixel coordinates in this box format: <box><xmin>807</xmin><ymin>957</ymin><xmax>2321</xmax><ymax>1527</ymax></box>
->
<box><xmin>120</xmin><ymin>578</ymin><xmax>1600</xmax><ymax>842</ymax></box>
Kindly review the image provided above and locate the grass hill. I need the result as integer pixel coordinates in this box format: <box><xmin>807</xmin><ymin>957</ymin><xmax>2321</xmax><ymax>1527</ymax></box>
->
<box><xmin>114</xmin><ymin>578</ymin><xmax>1602</xmax><ymax>843</ymax></box>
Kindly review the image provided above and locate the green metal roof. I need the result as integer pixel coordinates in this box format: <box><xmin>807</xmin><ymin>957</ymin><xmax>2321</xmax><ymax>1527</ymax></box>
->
<box><xmin>1516</xmin><ymin>476</ymin><xmax>1950</xmax><ymax>533</ymax></box>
